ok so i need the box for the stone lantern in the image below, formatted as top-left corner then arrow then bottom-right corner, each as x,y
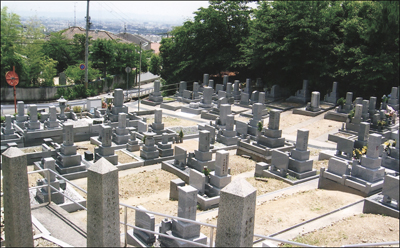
57,96 -> 68,120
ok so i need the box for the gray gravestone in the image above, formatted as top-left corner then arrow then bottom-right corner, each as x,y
201,87 -> 213,106
102,125 -> 112,147
271,149 -> 289,176
203,74 -> 209,86
134,205 -> 156,244
258,92 -> 265,104
219,104 -> 231,126
218,90 -> 227,99
199,130 -> 210,152
369,96 -> 377,115
215,150 -> 229,177
29,104 -> 38,122
177,187 -> 197,220
179,81 -> 187,96
245,78 -> 251,94
87,158 -> 120,247
174,146 -> 187,167
268,109 -> 281,130
215,84 -> 224,94
59,72 -> 66,85
353,104 -> 363,124
358,122 -> 370,142
209,79 -> 214,89
226,115 -> 234,131
327,157 -> 350,175
114,88 -> 124,107
18,101 -> 25,117
2,148 -> 34,247
240,92 -> 249,105
193,82 -> 200,98
63,123 -> 74,146
49,106 -> 57,121
223,75 -> 228,88
253,103 -> 263,120
215,178 -> 256,247
366,133 -> 381,159
189,169 -> 206,195
295,129 -> 309,151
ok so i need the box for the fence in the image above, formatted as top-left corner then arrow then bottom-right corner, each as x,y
1,168 -> 398,247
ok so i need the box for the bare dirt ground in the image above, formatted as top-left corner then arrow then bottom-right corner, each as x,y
285,213 -> 400,247
2,110 -> 398,247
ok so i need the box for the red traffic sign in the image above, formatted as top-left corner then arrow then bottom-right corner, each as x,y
79,64 -> 86,70
6,66 -> 19,86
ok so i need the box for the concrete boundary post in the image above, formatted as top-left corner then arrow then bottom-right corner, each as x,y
2,147 -> 34,247
87,157 -> 120,247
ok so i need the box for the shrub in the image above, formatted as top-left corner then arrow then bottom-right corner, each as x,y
73,106 -> 82,113
1,116 -> 5,123
257,121 -> 263,132
202,167 -> 210,176
337,97 -> 346,107
348,108 -> 355,119
179,130 -> 184,138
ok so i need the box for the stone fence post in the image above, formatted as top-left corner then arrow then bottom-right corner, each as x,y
2,147 -> 34,247
215,178 -> 257,247
87,158 -> 120,247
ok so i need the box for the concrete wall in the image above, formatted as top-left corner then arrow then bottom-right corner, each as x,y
0,74 -> 147,103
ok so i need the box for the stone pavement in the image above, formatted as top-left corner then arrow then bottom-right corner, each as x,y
31,203 -> 87,247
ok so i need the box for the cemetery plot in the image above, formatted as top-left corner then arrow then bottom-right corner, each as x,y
199,187 -> 364,239
287,119 -> 343,139
145,116 -> 199,127
267,101 -> 305,110
279,113 -> 313,130
115,150 -> 138,163
286,213 -> 399,247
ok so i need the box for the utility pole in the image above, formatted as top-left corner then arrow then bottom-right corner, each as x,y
138,41 -> 141,112
74,2 -> 76,27
84,0 -> 90,89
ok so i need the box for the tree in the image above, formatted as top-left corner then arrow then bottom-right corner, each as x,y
111,42 -> 139,75
21,15 -> 57,86
64,61 -> 101,85
72,34 -> 89,62
1,7 -> 25,87
149,53 -> 162,75
159,1 -> 252,89
334,1 -> 399,97
242,1 -> 342,92
42,31 -> 75,74
90,39 -> 116,78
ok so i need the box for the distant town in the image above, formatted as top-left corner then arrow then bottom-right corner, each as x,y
20,15 -> 176,42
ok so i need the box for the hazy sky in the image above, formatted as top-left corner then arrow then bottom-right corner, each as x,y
1,1 -> 213,24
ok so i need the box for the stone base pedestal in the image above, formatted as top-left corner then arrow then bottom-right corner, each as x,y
159,231 -> 207,247
112,133 -> 130,145
94,153 -> 118,165
216,134 -> 238,146
288,158 -> 313,173
257,135 -> 285,148
209,172 -> 231,189
187,157 -> 215,172
140,147 -> 159,159
127,143 -> 141,152
288,168 -> 317,179
351,164 -> 385,183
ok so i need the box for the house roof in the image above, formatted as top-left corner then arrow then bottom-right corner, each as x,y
58,26 -> 131,43
151,43 -> 161,54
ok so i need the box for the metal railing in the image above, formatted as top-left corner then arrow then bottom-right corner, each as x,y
18,168 -> 400,248
119,202 -> 215,247
27,168 -> 87,211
